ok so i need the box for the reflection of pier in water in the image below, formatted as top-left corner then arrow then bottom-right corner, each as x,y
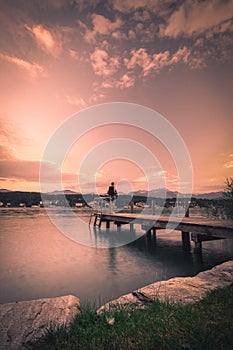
90,212 -> 233,251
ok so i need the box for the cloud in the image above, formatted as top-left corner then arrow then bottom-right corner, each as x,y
169,46 -> 190,65
0,120 -> 57,184
90,48 -> 120,76
0,117 -> 17,143
0,145 -> 13,160
224,154 -> 233,169
82,14 -> 122,43
65,92 -> 106,109
218,19 -> 233,33
65,95 -> 87,108
224,161 -> 233,168
0,52 -> 44,78
25,24 -> 62,56
128,29 -> 136,40
133,9 -> 151,21
125,46 -> 191,76
0,158 -> 41,182
69,49 -> 89,63
159,0 -> 233,38
112,0 -> 158,13
111,31 -> 127,40
116,74 -> 135,89
0,151 -> 78,185
99,73 -> 135,90
125,48 -> 152,75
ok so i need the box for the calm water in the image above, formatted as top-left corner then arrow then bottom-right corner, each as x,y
0,208 -> 233,306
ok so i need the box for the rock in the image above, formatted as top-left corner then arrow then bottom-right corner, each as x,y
98,261 -> 233,312
0,295 -> 80,350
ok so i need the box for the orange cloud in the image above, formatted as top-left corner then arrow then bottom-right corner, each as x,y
224,154 -> 233,169
116,74 -> 135,89
65,95 -> 87,108
82,14 -> 122,43
112,0 -> 158,13
25,24 -> 61,56
0,52 -> 44,78
125,46 -> 191,76
159,0 -> 233,38
98,73 -> 135,90
111,31 -> 127,40
69,49 -> 88,63
90,48 -> 120,76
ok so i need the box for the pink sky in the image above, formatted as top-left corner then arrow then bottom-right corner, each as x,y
0,0 -> 233,194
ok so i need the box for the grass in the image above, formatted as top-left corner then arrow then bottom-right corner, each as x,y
31,286 -> 233,350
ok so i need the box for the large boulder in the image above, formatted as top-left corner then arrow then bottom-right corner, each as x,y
98,260 -> 233,312
0,294 -> 80,350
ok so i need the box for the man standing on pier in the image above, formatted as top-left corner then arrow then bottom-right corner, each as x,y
107,182 -> 118,212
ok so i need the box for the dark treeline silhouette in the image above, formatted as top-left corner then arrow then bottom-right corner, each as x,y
0,190 -> 226,210
0,191 -> 89,207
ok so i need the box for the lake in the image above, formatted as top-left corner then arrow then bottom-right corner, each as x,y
0,208 -> 233,306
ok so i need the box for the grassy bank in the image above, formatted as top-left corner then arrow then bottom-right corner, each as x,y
32,286 -> 233,350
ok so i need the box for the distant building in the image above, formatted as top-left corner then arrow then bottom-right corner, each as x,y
75,202 -> 83,207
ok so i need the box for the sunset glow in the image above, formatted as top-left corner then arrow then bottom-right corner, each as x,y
0,0 -> 233,194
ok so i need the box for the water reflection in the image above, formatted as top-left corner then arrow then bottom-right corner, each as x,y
0,208 -> 232,306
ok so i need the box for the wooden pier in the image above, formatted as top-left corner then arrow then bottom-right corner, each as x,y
90,212 -> 233,250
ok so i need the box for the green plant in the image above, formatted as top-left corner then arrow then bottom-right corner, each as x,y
222,177 -> 233,219
31,286 -> 233,350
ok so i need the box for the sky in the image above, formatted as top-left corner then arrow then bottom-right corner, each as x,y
0,0 -> 233,194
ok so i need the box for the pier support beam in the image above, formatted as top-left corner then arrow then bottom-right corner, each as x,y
130,201 -> 134,213
191,233 -> 202,252
182,231 -> 190,244
116,222 -> 121,231
146,229 -> 152,239
182,231 -> 191,251
152,227 -> 156,237
106,221 -> 110,229
130,223 -> 134,231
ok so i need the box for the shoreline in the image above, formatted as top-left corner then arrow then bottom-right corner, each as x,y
0,260 -> 232,349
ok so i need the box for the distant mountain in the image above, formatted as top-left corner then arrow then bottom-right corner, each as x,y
193,191 -> 223,200
148,188 -> 179,198
0,188 -> 223,200
128,188 -> 223,199
48,190 -> 79,195
129,188 -> 179,198
130,190 -> 148,196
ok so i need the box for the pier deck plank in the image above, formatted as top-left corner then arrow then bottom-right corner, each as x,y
92,212 -> 233,238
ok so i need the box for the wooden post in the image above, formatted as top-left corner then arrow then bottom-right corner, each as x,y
152,227 -> 156,237
93,215 -> 98,226
152,200 -> 155,215
106,221 -> 110,229
116,222 -> 121,231
185,199 -> 190,217
182,231 -> 190,250
130,201 -> 134,213
191,233 -> 202,252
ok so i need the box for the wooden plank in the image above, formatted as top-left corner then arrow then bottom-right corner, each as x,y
97,212 -> 233,239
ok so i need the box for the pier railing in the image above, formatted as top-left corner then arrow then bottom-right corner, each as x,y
92,196 -> 114,213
